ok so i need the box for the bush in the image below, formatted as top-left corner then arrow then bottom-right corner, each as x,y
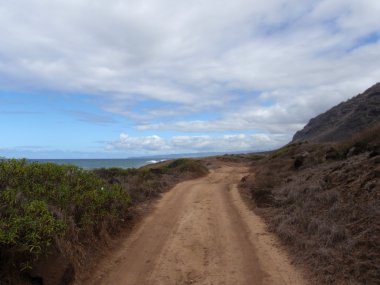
0,160 -> 131,272
94,158 -> 208,203
166,158 -> 207,174
250,188 -> 273,207
0,198 -> 65,270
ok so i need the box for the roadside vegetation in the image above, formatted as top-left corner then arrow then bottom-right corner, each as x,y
239,123 -> 380,284
94,158 -> 209,203
0,158 -> 208,284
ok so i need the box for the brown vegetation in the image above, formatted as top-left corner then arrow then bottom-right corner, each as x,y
239,126 -> 380,284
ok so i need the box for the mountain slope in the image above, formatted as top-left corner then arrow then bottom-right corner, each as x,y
238,82 -> 380,284
293,83 -> 380,143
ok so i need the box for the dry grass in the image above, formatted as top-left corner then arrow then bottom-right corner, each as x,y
94,159 -> 208,203
335,121 -> 380,157
240,132 -> 380,284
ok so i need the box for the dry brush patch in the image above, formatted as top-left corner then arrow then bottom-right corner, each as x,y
239,140 -> 380,284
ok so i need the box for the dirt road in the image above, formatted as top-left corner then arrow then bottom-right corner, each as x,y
82,164 -> 306,285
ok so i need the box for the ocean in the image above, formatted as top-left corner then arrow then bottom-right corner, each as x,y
29,158 -> 167,170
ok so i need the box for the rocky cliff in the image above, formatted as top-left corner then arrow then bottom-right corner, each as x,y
293,83 -> 380,143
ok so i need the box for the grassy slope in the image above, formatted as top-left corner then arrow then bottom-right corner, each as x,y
0,158 -> 208,284
239,124 -> 380,284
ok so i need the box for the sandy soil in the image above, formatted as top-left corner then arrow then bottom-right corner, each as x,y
80,164 -> 306,285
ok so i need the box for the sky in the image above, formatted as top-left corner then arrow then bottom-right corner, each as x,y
0,0 -> 379,158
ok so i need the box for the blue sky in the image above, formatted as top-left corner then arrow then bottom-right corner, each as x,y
0,0 -> 379,158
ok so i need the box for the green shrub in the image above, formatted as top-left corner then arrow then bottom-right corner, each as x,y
167,158 -> 189,168
0,160 -> 131,272
167,158 -> 207,174
0,196 -> 65,270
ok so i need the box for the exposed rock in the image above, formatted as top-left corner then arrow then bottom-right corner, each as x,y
293,83 -> 380,143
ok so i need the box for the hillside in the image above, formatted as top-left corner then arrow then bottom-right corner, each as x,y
240,133 -> 380,284
239,83 -> 380,284
293,83 -> 380,143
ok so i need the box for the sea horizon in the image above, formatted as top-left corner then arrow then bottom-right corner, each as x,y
26,152 -> 228,169
28,158 -> 169,169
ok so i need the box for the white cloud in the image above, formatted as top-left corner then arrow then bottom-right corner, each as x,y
0,0 -> 379,141
108,133 -> 169,152
107,132 -> 288,154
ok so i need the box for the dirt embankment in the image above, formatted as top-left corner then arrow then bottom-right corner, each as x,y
80,163 -> 306,285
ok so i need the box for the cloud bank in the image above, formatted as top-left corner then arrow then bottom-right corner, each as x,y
107,133 -> 286,154
1,0 -> 379,155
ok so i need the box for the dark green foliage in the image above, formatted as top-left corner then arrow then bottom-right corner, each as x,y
0,160 -> 130,272
167,158 -> 189,168
166,158 -> 208,175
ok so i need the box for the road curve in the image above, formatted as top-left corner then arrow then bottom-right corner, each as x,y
81,164 -> 306,285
